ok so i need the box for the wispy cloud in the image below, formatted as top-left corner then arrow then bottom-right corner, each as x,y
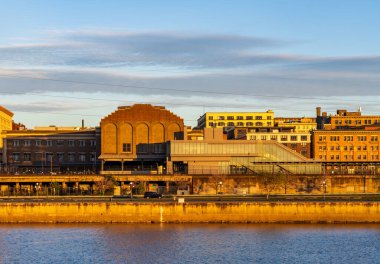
0,30 -> 379,100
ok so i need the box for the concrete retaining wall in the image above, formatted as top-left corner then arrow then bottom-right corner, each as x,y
0,202 -> 379,223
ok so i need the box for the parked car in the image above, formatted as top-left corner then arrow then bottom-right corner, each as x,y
144,192 -> 162,199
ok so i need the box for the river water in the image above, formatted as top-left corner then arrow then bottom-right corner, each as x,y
0,224 -> 379,264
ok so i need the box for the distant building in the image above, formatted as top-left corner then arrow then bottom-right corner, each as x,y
167,128 -> 320,175
196,110 -> 274,130
2,127 -> 100,174
0,106 -> 13,149
312,130 -> 380,162
275,117 -> 317,133
99,104 -> 184,173
316,107 -> 380,130
246,130 -> 311,158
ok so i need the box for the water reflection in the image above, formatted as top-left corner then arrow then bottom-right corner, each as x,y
0,224 -> 379,263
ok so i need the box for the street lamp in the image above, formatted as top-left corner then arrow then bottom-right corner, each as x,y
129,182 -> 134,199
218,181 -> 223,195
321,180 -> 327,201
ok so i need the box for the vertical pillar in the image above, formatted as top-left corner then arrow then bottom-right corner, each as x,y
62,182 -> 67,189
121,160 -> 124,171
101,160 -> 104,171
15,182 -> 20,193
166,181 -> 170,194
145,181 -> 149,192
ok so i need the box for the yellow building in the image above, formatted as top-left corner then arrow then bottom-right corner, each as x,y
197,110 -> 274,129
0,106 -> 14,149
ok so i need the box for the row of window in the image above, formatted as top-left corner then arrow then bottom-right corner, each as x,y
209,115 -> 272,121
334,119 -> 380,125
319,154 -> 379,160
318,136 -> 379,142
121,143 -> 166,153
209,122 -> 272,127
11,139 -> 96,147
11,152 -> 96,162
249,135 -> 309,141
318,145 -> 379,151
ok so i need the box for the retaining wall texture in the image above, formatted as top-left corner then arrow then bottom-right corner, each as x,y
0,202 -> 379,223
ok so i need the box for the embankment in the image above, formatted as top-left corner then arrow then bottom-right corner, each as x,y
0,202 -> 379,223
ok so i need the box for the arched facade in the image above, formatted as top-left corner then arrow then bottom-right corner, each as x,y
99,104 -> 184,172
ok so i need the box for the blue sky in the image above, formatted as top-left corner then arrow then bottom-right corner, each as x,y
1,0 -> 380,127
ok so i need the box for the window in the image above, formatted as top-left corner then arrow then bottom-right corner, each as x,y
24,140 -> 31,147
79,140 -> 85,147
255,116 -> 262,120
290,136 -> 297,141
68,153 -> 75,162
122,143 -> 132,153
267,116 -> 272,120
12,153 -> 20,162
46,153 -> 53,162
301,136 -> 308,141
256,122 -> 263,126
13,140 -> 20,147
68,140 -> 75,147
291,143 -> 297,148
23,153 -> 31,161
246,116 -> 253,120
270,135 -> 277,141
330,146 -> 334,151
90,152 -> 96,162
57,153 -> 64,162
208,116 -> 213,120
47,140 -> 53,147
227,122 -> 234,126
336,155 -> 340,160
35,140 -> 42,146
344,146 -> 348,151
79,153 -> 86,162
246,122 -> 253,126
280,135 -> 288,141
217,122 -> 225,126
56,140 -> 64,146
261,135 -> 267,140
267,122 -> 272,126
227,116 -> 234,120
237,122 -> 244,126
208,122 -> 214,127
336,146 -> 340,150
90,140 -> 96,147
218,116 -> 225,120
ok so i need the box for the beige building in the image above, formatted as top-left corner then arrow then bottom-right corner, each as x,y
275,117 -> 317,133
0,106 -> 13,149
197,110 -> 274,129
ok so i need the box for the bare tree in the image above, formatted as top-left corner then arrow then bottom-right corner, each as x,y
257,173 -> 285,200
208,174 -> 227,194
95,175 -> 118,195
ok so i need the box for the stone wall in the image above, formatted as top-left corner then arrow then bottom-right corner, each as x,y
0,202 -> 379,223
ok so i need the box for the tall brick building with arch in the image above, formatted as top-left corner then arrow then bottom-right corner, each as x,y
99,104 -> 184,172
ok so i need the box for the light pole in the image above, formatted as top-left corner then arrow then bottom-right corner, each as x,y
218,181 -> 223,194
130,182 -> 134,199
321,180 -> 327,201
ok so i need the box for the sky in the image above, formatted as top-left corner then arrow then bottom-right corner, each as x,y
1,0 -> 380,128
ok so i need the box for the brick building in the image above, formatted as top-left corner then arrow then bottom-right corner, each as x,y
2,127 -> 100,174
99,104 -> 184,173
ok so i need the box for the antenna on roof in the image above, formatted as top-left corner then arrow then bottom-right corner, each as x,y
358,106 -> 362,113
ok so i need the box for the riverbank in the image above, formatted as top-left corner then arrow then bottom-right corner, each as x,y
0,201 -> 379,223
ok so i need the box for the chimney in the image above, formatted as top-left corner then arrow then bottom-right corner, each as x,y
322,112 -> 327,117
316,107 -> 321,117
81,119 -> 84,129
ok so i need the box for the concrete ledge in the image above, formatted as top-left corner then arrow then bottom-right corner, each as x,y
0,202 -> 379,223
